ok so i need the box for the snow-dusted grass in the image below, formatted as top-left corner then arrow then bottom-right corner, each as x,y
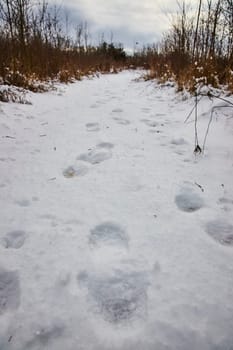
0,71 -> 233,349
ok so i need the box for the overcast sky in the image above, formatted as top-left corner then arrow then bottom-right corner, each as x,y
52,0 -> 198,51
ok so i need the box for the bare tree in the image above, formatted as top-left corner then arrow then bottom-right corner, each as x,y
193,0 -> 202,58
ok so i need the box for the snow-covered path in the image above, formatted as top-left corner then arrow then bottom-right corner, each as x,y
1,71 -> 233,350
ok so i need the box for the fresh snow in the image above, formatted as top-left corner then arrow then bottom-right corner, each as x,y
0,70 -> 233,350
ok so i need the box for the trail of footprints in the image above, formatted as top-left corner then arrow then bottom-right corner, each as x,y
85,105 -> 166,137
1,88 -> 233,347
0,231 -> 26,315
62,106 -> 160,323
78,222 -> 150,324
0,189 -> 231,339
63,142 -> 114,178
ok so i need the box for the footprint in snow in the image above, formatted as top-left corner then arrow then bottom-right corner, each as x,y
0,157 -> 16,162
155,113 -> 166,117
140,119 -> 158,127
15,199 -> 31,207
77,149 -> 112,165
218,197 -> 233,211
90,104 -> 99,109
174,150 -> 185,156
205,220 -> 233,246
148,129 -> 162,134
89,222 -> 129,248
175,186 -> 204,212
96,142 -> 114,150
39,214 -> 57,220
218,197 -> 233,205
26,321 -> 65,347
86,123 -> 100,132
0,268 -> 20,314
112,108 -> 123,113
63,164 -> 88,178
113,117 -> 130,125
171,138 -> 188,146
1,230 -> 26,249
77,268 -> 149,323
56,271 -> 71,287
96,99 -> 106,105
141,107 -> 151,114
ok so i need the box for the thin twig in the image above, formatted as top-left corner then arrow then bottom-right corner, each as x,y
202,108 -> 214,153
194,91 -> 199,149
185,91 -> 233,153
199,92 -> 233,106
195,182 -> 204,192
215,96 -> 233,106
2,135 -> 16,139
202,105 -> 233,152
184,95 -> 203,123
8,336 -> 13,343
48,177 -> 56,181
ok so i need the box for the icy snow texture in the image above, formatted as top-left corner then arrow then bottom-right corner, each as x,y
1,71 -> 233,350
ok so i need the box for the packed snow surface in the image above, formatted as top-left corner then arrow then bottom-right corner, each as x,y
1,71 -> 233,350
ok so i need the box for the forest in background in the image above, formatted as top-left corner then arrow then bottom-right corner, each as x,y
139,0 -> 233,93
0,0 -> 127,92
0,0 -> 232,95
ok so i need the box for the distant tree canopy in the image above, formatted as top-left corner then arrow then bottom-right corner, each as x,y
98,42 -> 126,61
0,0 -> 232,93
132,0 -> 233,92
0,0 -> 127,87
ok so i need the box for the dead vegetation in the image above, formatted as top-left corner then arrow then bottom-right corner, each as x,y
0,0 -> 232,98
0,0 -> 127,94
134,0 -> 233,94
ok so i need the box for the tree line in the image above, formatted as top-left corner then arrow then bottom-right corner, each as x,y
137,0 -> 233,92
0,0 -> 126,89
0,0 -> 232,93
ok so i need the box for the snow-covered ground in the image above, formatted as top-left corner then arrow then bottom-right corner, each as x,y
1,70 -> 233,350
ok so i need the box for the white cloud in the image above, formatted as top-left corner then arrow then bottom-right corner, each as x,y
54,0 -> 198,48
